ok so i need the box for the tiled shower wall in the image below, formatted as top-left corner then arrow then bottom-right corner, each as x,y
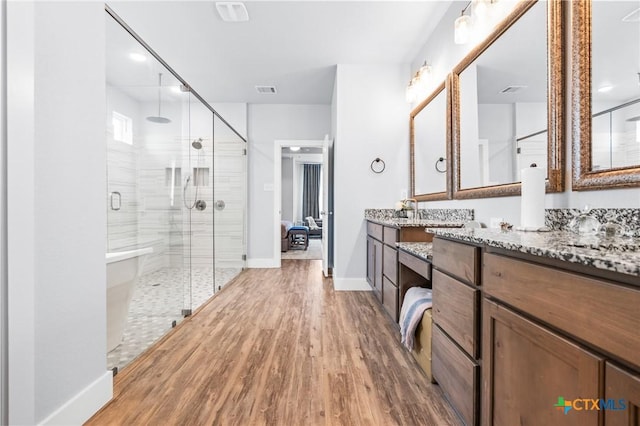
107,85 -> 245,279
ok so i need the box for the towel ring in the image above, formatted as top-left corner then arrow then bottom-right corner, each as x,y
435,157 -> 446,173
371,157 -> 386,174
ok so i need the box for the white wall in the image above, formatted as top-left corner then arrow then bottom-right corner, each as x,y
410,1 -> 640,226
247,104 -> 331,263
7,2 -> 111,424
333,64 -> 410,289
0,0 -> 7,422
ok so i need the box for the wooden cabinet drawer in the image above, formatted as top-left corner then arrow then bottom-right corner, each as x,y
399,250 -> 431,280
433,238 -> 480,285
383,226 -> 398,245
432,325 -> 478,426
383,244 -> 398,284
483,252 -> 640,369
433,269 -> 479,358
382,276 -> 398,322
367,221 -> 383,241
605,362 -> 640,425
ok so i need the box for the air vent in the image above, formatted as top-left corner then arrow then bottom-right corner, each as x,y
622,7 -> 640,22
499,85 -> 527,94
215,2 -> 249,22
256,86 -> 277,94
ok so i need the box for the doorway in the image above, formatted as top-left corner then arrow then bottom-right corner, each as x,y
273,138 -> 333,276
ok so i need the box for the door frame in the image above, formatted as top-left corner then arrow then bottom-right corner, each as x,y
273,139 -> 325,268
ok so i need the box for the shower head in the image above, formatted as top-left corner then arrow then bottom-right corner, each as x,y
192,138 -> 203,150
146,116 -> 171,124
146,73 -> 171,124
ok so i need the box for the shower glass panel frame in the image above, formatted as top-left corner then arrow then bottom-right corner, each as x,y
105,8 -> 246,371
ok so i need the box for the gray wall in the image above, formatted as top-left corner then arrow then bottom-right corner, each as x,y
247,104 -> 331,263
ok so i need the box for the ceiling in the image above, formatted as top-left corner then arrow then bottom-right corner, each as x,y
106,1 -> 452,105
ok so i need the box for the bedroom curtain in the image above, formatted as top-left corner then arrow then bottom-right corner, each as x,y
302,164 -> 321,219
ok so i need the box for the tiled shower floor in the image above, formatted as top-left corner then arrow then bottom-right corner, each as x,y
107,267 -> 242,372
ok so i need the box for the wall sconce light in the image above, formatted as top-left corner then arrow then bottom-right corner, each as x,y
454,2 -> 472,44
405,60 -> 432,103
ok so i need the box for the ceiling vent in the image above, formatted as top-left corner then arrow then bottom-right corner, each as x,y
622,8 -> 640,22
215,2 -> 249,22
256,86 -> 277,94
499,85 -> 527,94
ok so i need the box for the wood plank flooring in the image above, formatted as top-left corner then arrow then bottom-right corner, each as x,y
87,260 -> 460,425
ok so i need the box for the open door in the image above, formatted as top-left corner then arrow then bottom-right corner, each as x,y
321,135 -> 333,277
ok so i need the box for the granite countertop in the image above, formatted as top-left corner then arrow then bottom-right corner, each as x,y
367,218 -> 465,228
427,228 -> 640,278
396,242 -> 433,261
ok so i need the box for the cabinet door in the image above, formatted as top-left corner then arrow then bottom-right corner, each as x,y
482,299 -> 603,426
366,236 -> 375,286
605,363 -> 640,426
374,239 -> 383,302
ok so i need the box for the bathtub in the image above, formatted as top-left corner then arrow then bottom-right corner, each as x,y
106,247 -> 153,352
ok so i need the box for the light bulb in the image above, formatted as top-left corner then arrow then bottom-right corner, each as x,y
405,82 -> 416,103
454,14 -> 472,45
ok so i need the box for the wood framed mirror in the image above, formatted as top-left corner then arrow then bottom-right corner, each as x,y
572,1 -> 640,190
451,0 -> 564,199
410,77 -> 452,201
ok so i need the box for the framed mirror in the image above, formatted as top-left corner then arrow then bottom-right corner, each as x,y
572,1 -> 640,190
452,0 -> 564,199
410,78 -> 451,201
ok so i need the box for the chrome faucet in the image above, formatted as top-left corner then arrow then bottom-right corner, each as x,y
404,198 -> 418,219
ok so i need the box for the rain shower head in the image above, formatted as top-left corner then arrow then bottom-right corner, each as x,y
146,73 -> 171,124
147,116 -> 171,124
192,138 -> 203,150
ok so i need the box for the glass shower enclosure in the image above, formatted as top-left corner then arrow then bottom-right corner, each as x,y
105,11 -> 246,371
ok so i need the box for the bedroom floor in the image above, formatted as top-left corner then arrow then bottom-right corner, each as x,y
281,237 -> 323,260
88,260 -> 460,425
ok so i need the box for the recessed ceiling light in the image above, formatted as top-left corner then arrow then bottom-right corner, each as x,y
129,53 -> 147,62
289,147 -> 300,152
216,2 -> 249,22
598,85 -> 614,93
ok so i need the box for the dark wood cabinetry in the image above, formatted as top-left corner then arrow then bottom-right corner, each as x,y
366,220 -> 432,321
482,250 -> 640,426
482,299 -> 603,426
605,363 -> 640,425
431,237 -> 481,425
366,235 -> 383,302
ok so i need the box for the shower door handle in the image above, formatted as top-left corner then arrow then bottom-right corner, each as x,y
110,192 -> 121,211
215,200 -> 226,211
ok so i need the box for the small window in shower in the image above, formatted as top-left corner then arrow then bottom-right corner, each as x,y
112,111 -> 133,145
193,168 -> 209,186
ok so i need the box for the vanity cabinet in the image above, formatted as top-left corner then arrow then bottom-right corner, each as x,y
366,220 -> 432,321
366,235 -> 382,302
482,250 -> 640,426
605,363 -> 640,425
431,237 -> 481,426
482,299 -> 603,425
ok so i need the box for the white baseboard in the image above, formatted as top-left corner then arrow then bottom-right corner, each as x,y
333,278 -> 371,291
247,258 -> 279,268
39,370 -> 112,426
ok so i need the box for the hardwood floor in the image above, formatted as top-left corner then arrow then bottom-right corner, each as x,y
87,260 -> 460,425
